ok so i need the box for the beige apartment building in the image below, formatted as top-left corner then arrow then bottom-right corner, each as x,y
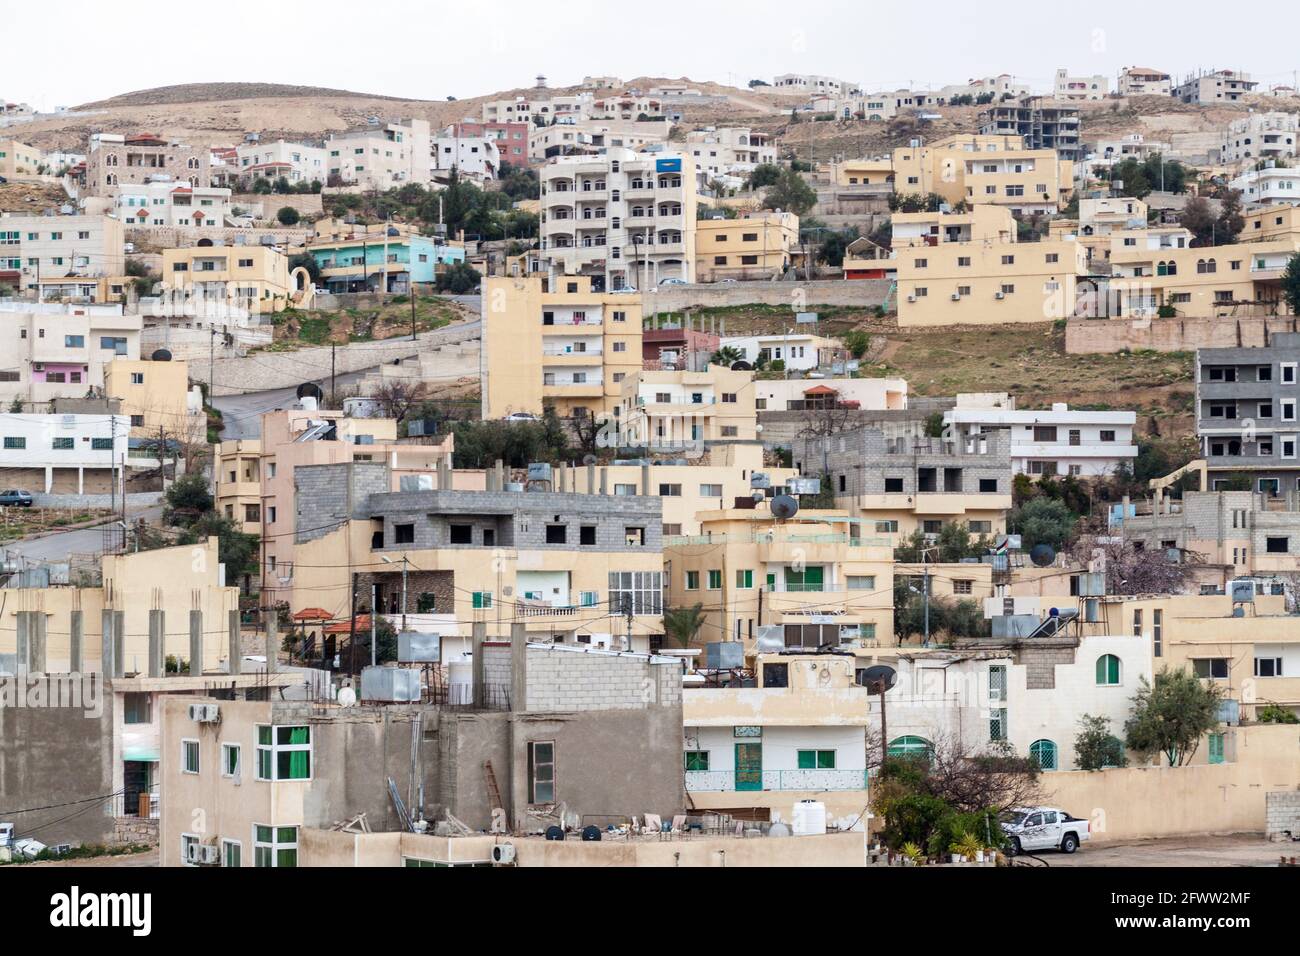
893,134 -> 1074,215
896,232 -> 1087,327
0,213 -> 126,297
215,439 -> 263,536
1048,196 -> 1149,266
538,147 -> 697,288
0,302 -> 141,406
832,157 -> 895,188
666,507 -> 895,649
162,244 -> 293,314
618,365 -> 758,450
528,119 -> 673,162
83,133 -> 210,195
1117,66 -> 1172,97
684,127 -> 777,180
0,138 -> 42,179
323,119 -> 431,190
890,205 -> 1017,248
695,212 -> 798,282
480,273 -> 643,421
103,355 -> 205,445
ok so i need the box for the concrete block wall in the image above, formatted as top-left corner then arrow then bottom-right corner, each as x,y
482,645 -> 513,693
1266,791 -> 1300,838
794,426 -> 1011,497
523,645 -> 680,713
1014,643 -> 1079,690
295,461 -> 391,543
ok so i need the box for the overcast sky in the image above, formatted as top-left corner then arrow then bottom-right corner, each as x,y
6,0 -> 1300,110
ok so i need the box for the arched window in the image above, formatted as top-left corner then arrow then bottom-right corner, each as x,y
1197,259 -> 1207,274
1096,654 -> 1122,686
1206,258 -> 1216,273
888,736 -> 933,758
1167,261 -> 1176,275
1157,261 -> 1169,276
1030,739 -> 1058,771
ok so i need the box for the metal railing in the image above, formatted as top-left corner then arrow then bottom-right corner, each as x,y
684,770 -> 868,793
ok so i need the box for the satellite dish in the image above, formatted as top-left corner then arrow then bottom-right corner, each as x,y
1030,544 -> 1056,568
296,382 -> 324,401
731,361 -> 753,371
768,822 -> 792,838
863,664 -> 897,693
544,825 -> 565,841
150,348 -> 172,362
770,495 -> 800,521
336,687 -> 356,707
582,454 -> 597,465
580,825 -> 602,842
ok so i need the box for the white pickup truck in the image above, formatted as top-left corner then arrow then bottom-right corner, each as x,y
1001,807 -> 1090,855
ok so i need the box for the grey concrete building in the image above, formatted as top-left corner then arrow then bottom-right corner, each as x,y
1197,333 -> 1300,495
793,428 -> 1012,499
978,97 -> 1082,160
1122,490 -> 1300,577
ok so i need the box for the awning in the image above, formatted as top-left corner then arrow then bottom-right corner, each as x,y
293,607 -> 333,622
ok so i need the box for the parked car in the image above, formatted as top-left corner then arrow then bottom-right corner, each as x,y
504,412 -> 538,422
0,490 -> 34,508
610,286 -> 639,295
0,176 -> 8,185
658,277 -> 688,287
1001,806 -> 1090,855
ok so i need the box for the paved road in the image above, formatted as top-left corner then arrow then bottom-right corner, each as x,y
213,315 -> 481,440
2,505 -> 163,564
1038,834 -> 1289,867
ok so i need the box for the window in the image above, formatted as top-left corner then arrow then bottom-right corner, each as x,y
685,570 -> 700,590
51,437 -> 74,451
1132,608 -> 1143,638
953,580 -> 973,595
64,334 -> 85,348
699,483 -> 723,498
658,483 -> 682,497
1029,739 -> 1058,771
579,525 -> 597,546
222,840 -> 241,868
394,523 -> 415,545
3,437 -> 26,450
130,372 -> 144,385
182,739 -> 200,775
797,750 -> 836,769
181,833 -> 199,866
707,570 -> 723,590
528,741 -> 555,803
1096,654 -> 1121,686
253,825 -> 298,868
449,524 -> 473,545
91,438 -> 113,450
1100,430 -> 1116,442
1153,609 -> 1163,658
735,569 -> 753,589
846,575 -> 876,591
887,736 -> 933,758
472,591 -> 493,610
123,692 -> 151,724
131,415 -> 144,427
608,571 -> 662,615
1193,658 -> 1230,680
1255,656 -> 1284,678
979,478 -> 999,493
222,743 -> 241,779
256,725 -> 311,781
1208,733 -> 1225,765
1266,536 -> 1289,554
545,524 -> 567,544
685,751 -> 710,771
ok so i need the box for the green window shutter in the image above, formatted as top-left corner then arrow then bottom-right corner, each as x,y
1208,734 -> 1225,764
797,750 -> 816,769
818,751 -> 836,769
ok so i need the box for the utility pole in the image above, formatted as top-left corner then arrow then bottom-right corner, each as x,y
921,546 -> 935,647
370,583 -> 378,668
330,342 -> 337,405
348,571 -> 358,676
209,328 -> 216,401
401,556 -> 409,633
410,284 -> 417,341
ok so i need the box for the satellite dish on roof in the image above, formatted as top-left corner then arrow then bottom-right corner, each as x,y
1030,544 -> 1056,568
731,361 -> 753,371
150,348 -> 172,362
387,226 -> 400,237
296,382 -> 324,401
770,495 -> 799,521
863,664 -> 897,693
197,237 -> 213,247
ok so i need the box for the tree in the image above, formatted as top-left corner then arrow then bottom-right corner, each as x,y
435,262 -> 481,294
1074,714 -> 1128,771
663,604 -> 707,647
1069,534 -> 1194,596
289,252 -> 321,285
163,473 -> 213,525
1215,188 -> 1244,244
1283,253 -> 1300,318
1125,669 -> 1223,767
1180,196 -> 1218,247
842,329 -> 871,359
176,514 -> 260,587
762,167 -> 817,217
1009,497 -> 1077,551
709,345 -> 744,367
276,206 -> 301,226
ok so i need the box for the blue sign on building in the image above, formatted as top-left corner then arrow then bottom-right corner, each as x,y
655,158 -> 682,174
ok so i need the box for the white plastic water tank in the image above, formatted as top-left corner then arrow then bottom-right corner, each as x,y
791,800 -> 827,836
448,661 -> 473,705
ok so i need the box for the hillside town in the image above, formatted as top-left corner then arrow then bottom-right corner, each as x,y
2,11 -> 1300,888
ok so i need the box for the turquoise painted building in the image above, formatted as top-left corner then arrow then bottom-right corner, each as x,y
308,234 -> 466,293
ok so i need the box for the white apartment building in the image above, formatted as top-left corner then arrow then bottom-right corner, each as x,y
112,181 -> 234,230
528,119 -> 672,161
1221,112 -> 1299,166
0,214 -> 125,295
0,412 -> 128,494
877,632 -> 1153,772
481,94 -> 593,126
1079,134 -> 1173,182
0,302 -> 142,406
233,140 -> 329,186
433,133 -> 500,180
771,75 -> 861,97
753,377 -> 908,413
1230,165 -> 1300,206
944,396 -> 1138,478
685,127 -> 777,180
1117,66 -> 1172,97
539,148 -> 696,289
719,332 -> 845,373
937,74 -> 1031,102
324,119 -> 431,190
1174,70 -> 1257,104
1054,69 -> 1109,101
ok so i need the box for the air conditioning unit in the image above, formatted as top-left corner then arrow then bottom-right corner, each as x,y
994,291 -> 1005,300
950,293 -> 961,301
199,844 -> 220,865
492,843 -> 517,865
186,842 -> 203,864
189,704 -> 220,723
906,295 -> 917,303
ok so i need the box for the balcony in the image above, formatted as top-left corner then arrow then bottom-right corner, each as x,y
855,492 -> 1014,515
542,344 -> 603,357
685,769 -> 868,793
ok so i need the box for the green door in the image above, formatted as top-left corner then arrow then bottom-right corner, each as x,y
1208,733 -> 1225,765
735,743 -> 763,791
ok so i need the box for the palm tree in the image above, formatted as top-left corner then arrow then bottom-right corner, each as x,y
710,346 -> 744,368
663,604 -> 708,648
